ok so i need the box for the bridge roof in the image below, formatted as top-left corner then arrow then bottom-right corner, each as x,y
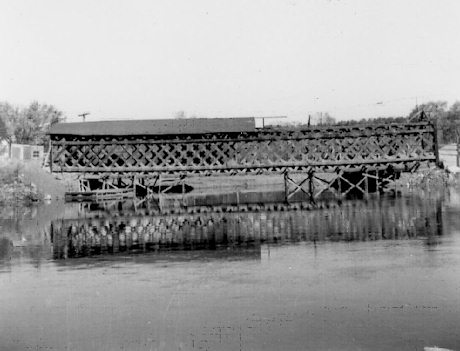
50,118 -> 256,136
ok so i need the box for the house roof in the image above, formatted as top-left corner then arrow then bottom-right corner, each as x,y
49,118 -> 256,136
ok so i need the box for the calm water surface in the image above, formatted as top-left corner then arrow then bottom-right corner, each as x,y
1,190 -> 460,351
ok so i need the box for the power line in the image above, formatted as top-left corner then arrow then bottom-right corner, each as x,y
78,112 -> 90,122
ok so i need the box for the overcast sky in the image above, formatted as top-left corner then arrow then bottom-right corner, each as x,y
1,0 -> 460,123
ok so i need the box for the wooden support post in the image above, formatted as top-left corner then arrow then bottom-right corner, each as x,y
132,175 -> 137,197
181,174 -> 186,207
375,170 -> 380,197
284,172 -> 289,203
457,141 -> 460,168
364,170 -> 369,198
436,199 -> 443,237
158,173 -> 162,197
308,170 -> 315,204
337,170 -> 342,197
456,129 -> 460,167
387,170 -> 398,195
48,139 -> 53,172
432,119 -> 441,167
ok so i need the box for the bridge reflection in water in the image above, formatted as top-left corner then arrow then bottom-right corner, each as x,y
51,194 -> 442,259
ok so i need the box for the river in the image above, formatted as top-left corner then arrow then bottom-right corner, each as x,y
1,189 -> 460,350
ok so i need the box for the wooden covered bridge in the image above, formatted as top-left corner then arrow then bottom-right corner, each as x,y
49,117 -> 439,201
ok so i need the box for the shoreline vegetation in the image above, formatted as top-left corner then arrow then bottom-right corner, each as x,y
0,159 -> 65,206
0,160 -> 42,205
401,167 -> 455,190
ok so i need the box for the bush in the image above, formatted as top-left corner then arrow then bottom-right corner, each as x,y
0,160 -> 42,204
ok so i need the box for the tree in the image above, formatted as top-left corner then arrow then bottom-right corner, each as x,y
322,112 -> 336,125
0,102 -> 19,139
446,101 -> 460,143
407,101 -> 460,144
449,101 -> 460,114
0,101 -> 64,145
0,116 -> 7,141
408,101 -> 447,121
173,110 -> 186,119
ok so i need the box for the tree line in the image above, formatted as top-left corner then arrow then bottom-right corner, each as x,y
337,101 -> 460,144
276,101 -> 460,145
1,100 -> 459,147
407,101 -> 460,145
0,101 -> 65,146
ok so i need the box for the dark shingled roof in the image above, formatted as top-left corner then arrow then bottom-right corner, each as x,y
50,118 -> 255,136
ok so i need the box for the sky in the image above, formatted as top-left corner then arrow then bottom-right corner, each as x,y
1,0 -> 460,123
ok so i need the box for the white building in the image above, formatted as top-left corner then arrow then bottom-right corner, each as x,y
9,143 -> 44,161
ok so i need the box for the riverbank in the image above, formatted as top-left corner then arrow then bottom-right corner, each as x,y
0,160 -> 40,204
0,159 -> 65,205
402,167 -> 456,191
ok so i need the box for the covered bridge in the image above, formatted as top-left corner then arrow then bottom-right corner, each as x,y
49,117 -> 438,199
49,117 -> 257,172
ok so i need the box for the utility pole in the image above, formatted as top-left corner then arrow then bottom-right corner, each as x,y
78,112 -> 90,122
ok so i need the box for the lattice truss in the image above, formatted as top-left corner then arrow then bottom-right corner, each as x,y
284,166 -> 401,202
50,122 -> 437,175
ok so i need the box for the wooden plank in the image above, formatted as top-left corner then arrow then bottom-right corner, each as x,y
432,119 -> 441,166
52,156 -> 436,173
